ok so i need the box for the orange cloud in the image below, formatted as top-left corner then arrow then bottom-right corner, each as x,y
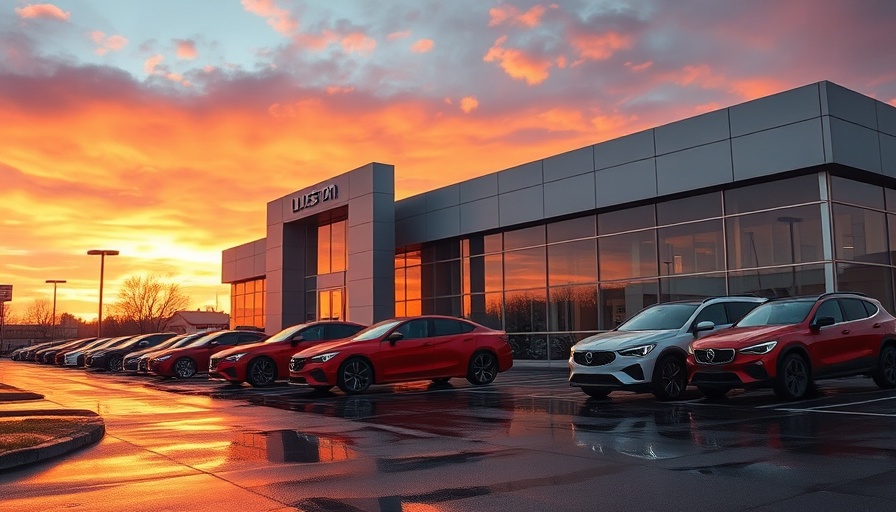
341,32 -> 376,54
411,39 -> 434,53
144,54 -> 163,74
459,96 -> 479,113
175,40 -> 198,60
484,36 -> 552,85
569,31 -> 632,61
15,3 -> 70,21
387,31 -> 411,41
326,86 -> 354,95
90,31 -> 128,56
241,0 -> 297,36
489,3 -> 555,27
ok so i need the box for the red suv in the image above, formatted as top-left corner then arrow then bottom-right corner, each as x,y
210,321 -> 365,387
688,293 -> 896,400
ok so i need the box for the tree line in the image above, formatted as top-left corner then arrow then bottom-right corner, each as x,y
2,274 -> 192,339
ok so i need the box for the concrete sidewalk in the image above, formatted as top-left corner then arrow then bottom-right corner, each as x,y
0,383 -> 105,472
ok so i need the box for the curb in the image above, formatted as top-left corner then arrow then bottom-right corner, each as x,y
0,411 -> 106,472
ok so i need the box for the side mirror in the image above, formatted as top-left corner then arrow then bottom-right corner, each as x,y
290,335 -> 305,346
810,316 -> 836,332
693,321 -> 715,335
138,341 -> 148,347
386,332 -> 403,345
209,340 -> 219,347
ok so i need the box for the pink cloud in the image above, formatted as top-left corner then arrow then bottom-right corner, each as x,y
241,0 -> 298,36
411,39 -> 434,53
90,31 -> 128,56
388,31 -> 411,41
175,40 -> 198,60
569,32 -> 632,61
459,96 -> 479,113
484,36 -> 552,85
144,54 -> 163,74
15,3 -> 70,21
489,3 -> 556,27
488,5 -> 517,27
625,61 -> 653,72
326,86 -> 354,95
341,32 -> 376,54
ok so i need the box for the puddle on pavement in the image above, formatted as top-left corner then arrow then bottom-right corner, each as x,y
230,430 -> 355,463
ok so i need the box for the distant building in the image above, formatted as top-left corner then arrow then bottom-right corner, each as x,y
0,324 -> 78,353
165,310 -> 230,334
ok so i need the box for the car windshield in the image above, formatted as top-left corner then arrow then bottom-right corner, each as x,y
736,300 -> 815,327
265,325 -> 304,343
352,320 -> 403,341
618,304 -> 699,331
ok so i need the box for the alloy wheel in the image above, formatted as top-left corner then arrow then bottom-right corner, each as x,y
339,359 -> 372,394
174,358 -> 196,379
468,352 -> 497,385
249,358 -> 276,387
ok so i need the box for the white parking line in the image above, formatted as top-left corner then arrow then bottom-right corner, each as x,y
801,395 -> 896,410
775,408 -> 896,418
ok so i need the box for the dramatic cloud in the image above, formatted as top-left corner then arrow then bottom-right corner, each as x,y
15,3 -> 70,21
410,39 -> 434,53
569,32 -> 632,62
241,0 -> 298,36
489,3 -> 555,27
484,36 -> 552,85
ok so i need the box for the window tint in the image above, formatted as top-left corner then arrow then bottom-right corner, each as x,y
863,300 -> 879,317
215,333 -> 239,346
299,325 -> 325,341
396,319 -> 429,339
840,298 -> 871,321
814,300 -> 844,324
433,319 -> 475,336
237,333 -> 263,344
726,302 -> 761,323
694,303 -> 728,326
327,324 -> 363,339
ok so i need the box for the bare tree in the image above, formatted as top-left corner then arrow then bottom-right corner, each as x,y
23,299 -> 54,339
0,302 -> 13,325
111,274 -> 190,333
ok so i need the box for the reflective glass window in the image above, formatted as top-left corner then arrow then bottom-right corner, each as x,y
433,297 -> 461,317
726,205 -> 823,269
504,288 -> 547,333
317,223 -> 332,274
548,285 -> 598,331
656,192 -> 722,226
504,225 -> 545,250
724,175 -> 819,215
833,204 -> 888,264
396,319 -> 429,339
659,273 -> 727,302
840,298 -> 871,321
484,254 -> 503,292
433,260 -> 461,296
837,263 -> 895,313
728,264 -> 826,298
830,176 -> 885,209
600,280 -> 659,330
598,230 -> 657,280
598,205 -> 655,235
462,292 -> 503,330
694,303 -> 728,326
484,233 -> 502,254
548,239 -> 597,286
405,266 -> 421,300
504,247 -> 546,290
433,319 -> 475,336
395,268 -> 406,301
331,220 -> 346,272
814,300 -> 844,324
547,216 -> 596,243
887,189 -> 896,212
658,220 -> 724,275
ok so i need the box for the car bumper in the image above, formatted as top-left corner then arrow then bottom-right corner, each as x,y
568,353 -> 657,390
687,354 -> 773,388
209,361 -> 243,382
148,360 -> 175,376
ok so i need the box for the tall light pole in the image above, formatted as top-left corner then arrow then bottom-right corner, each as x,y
45,279 -> 66,340
87,250 -> 119,338
777,217 -> 803,296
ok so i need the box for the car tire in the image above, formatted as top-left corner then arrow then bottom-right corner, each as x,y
337,358 -> 373,394
466,351 -> 498,385
697,386 -> 730,399
174,357 -> 197,379
108,355 -> 124,372
582,387 -> 611,399
774,353 -> 811,400
247,357 -> 276,387
652,355 -> 687,401
872,344 -> 896,389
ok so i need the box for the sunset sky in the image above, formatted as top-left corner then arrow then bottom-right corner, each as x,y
1,0 -> 895,323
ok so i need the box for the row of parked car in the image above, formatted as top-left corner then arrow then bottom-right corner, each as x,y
568,292 -> 896,401
7,315 -> 517,394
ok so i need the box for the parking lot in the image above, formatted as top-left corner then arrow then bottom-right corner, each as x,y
3,360 -> 896,511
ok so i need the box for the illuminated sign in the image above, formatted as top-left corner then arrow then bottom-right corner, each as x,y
292,184 -> 338,213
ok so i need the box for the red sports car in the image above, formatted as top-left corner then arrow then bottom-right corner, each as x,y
210,321 -> 365,387
688,292 -> 896,400
148,330 -> 267,378
288,315 -> 513,394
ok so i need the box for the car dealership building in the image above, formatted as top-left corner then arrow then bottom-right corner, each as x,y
222,81 -> 896,363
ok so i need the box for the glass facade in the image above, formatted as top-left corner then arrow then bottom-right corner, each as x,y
230,278 -> 265,329
304,208 -> 348,321
395,172 -> 896,361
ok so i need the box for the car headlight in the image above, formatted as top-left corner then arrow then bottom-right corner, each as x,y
154,355 -> 172,362
617,344 -> 656,357
310,352 -> 339,363
740,341 -> 777,355
223,352 -> 247,362
687,344 -> 694,355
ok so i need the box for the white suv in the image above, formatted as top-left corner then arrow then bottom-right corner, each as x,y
569,296 -> 765,400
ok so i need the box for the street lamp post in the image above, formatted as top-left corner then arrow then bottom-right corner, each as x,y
87,250 -> 119,338
45,279 -> 66,340
777,217 -> 803,296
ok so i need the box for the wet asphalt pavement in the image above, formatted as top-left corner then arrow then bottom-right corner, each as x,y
2,359 -> 896,511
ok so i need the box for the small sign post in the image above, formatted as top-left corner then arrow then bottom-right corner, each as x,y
0,284 -> 11,355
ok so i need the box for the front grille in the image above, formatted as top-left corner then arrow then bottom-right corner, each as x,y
138,359 -> 148,371
573,351 -> 616,366
289,357 -> 306,372
694,348 -> 735,365
209,358 -> 220,372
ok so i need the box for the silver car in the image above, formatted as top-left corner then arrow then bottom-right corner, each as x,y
569,296 -> 765,400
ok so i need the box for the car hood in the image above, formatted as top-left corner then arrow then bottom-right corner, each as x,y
215,340 -> 278,358
573,330 -> 680,351
692,325 -> 795,349
294,338 -> 362,357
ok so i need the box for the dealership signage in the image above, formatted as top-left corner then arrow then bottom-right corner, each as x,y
292,184 -> 338,213
0,284 -> 11,302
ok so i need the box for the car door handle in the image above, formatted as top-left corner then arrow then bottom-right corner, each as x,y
841,329 -> 850,335
873,323 -> 882,329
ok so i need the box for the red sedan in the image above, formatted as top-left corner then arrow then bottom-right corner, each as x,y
288,315 -> 513,394
210,321 -> 365,387
148,330 -> 266,378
